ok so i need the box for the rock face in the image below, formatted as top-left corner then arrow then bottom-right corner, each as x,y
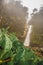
29,7 -> 43,47
0,0 -> 28,41
32,47 -> 43,58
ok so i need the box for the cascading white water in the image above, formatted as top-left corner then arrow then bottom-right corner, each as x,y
24,25 -> 32,46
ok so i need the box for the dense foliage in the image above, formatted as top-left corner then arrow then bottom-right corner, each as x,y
29,7 -> 43,47
0,28 -> 43,65
0,0 -> 28,41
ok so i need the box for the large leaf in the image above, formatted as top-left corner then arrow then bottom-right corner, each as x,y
5,34 -> 12,52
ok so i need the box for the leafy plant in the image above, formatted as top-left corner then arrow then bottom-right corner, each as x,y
0,28 -> 43,65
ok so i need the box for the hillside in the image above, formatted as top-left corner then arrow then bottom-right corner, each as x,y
0,0 -> 28,41
29,7 -> 43,47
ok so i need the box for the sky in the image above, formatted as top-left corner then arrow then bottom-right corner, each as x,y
21,0 -> 43,20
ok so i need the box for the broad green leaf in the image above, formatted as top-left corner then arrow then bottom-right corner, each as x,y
4,34 -> 12,52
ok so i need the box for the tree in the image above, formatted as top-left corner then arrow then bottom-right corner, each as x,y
29,7 -> 43,47
33,8 -> 38,13
0,0 -> 28,41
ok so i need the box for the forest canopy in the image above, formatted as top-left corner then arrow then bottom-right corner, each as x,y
29,6 -> 43,47
0,0 -> 28,41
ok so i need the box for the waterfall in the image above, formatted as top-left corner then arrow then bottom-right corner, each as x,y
24,25 -> 32,47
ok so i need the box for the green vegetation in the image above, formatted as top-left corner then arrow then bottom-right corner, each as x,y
29,7 -> 43,47
0,28 -> 43,65
0,0 -> 43,65
0,0 -> 28,41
